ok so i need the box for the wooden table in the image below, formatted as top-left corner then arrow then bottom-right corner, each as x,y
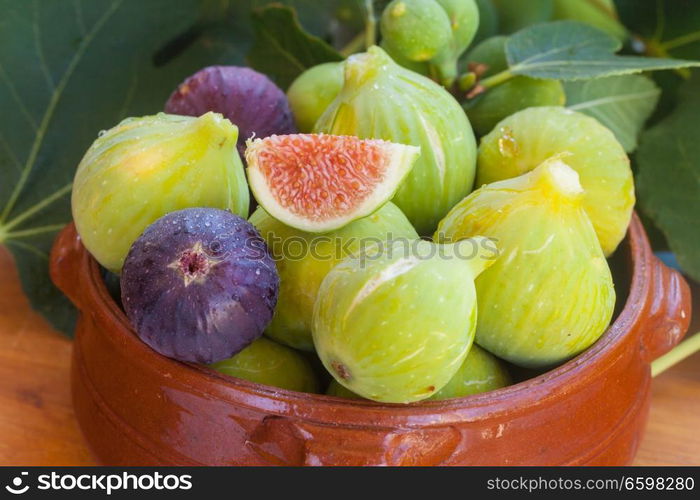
0,247 -> 698,466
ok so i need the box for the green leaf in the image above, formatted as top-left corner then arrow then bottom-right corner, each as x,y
0,0 -> 252,334
636,72 -> 700,281
506,21 -> 700,80
564,75 -> 660,152
247,4 -> 344,89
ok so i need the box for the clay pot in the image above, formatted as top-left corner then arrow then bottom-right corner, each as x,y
50,214 -> 691,465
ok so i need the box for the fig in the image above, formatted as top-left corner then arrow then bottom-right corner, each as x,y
552,0 -> 627,41
249,202 -> 418,351
462,35 -> 507,77
72,112 -> 249,273
245,133 -> 419,233
326,344 -> 511,400
210,337 -> 319,393
164,66 -> 297,157
315,46 -> 477,236
465,78 -> 566,136
120,208 -> 279,364
380,0 -> 480,86
287,62 -> 344,133
436,160 -> 616,368
312,237 -> 497,403
477,106 -> 634,255
380,0 -> 453,62
491,0 -> 553,33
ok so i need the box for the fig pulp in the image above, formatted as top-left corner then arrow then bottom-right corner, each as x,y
210,338 -> 319,393
477,106 -> 634,255
245,134 -> 419,233
436,160 -> 616,368
249,202 -> 418,351
315,46 -> 477,236
72,112 -> 249,273
165,66 -> 297,157
121,208 -> 279,364
313,237 -> 497,403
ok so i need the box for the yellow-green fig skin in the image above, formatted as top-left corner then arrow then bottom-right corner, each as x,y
210,337 -> 319,393
287,62 -> 344,133
430,343 -> 511,399
312,237 -> 496,404
314,46 -> 478,236
436,160 -> 616,369
72,112 -> 249,273
476,106 -> 634,256
465,77 -> 566,136
249,202 -> 419,351
326,344 -> 511,400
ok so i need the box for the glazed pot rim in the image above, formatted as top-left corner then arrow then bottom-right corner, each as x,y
84,215 -> 649,423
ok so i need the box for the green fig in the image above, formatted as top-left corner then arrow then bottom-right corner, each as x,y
72,112 -> 249,273
326,343 -> 511,400
314,46 -> 477,236
462,35 -> 508,77
287,62 -> 344,133
249,202 -> 418,351
210,338 -> 319,393
380,0 -> 480,86
313,237 -> 497,403
436,160 -> 616,368
465,78 -> 566,136
476,106 -> 634,255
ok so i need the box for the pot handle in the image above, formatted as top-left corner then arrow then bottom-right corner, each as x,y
50,223 -> 86,310
640,254 -> 692,362
246,415 -> 461,465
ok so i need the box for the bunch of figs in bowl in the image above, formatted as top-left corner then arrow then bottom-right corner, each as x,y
68,0 -> 640,408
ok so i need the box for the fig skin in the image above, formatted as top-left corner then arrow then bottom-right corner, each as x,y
465,78 -> 566,136
249,202 -> 418,351
165,66 -> 297,157
312,237 -> 496,404
210,337 -> 319,393
326,344 -> 511,400
121,208 -> 279,364
287,62 -> 344,133
72,112 -> 249,273
436,160 -> 616,368
476,106 -> 634,256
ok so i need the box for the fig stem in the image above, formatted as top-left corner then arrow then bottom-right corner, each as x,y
652,332 -> 700,378
479,69 -> 515,90
364,0 -> 376,49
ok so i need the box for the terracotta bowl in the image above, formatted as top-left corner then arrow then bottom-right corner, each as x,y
50,214 -> 691,465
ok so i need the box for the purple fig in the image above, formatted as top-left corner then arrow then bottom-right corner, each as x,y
165,66 -> 297,157
120,208 -> 279,364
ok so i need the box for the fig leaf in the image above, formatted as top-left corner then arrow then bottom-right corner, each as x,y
247,4 -> 344,89
637,72 -> 700,281
0,0 -> 251,335
506,21 -> 700,80
565,75 -> 660,152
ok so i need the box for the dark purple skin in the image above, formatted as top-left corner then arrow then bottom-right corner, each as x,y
120,208 -> 279,364
164,66 -> 297,158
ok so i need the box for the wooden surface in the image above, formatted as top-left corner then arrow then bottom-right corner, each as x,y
0,246 -> 698,466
